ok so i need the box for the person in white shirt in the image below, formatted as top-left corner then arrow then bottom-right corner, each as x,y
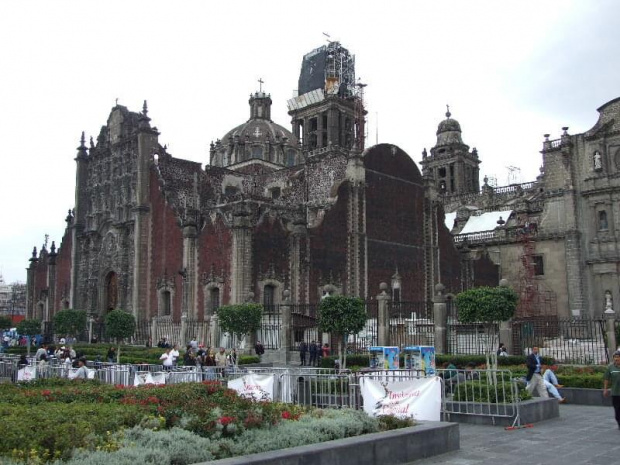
160,348 -> 173,369
170,344 -> 180,366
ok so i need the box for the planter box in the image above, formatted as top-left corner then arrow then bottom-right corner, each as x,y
561,387 -> 612,406
444,397 -> 559,426
197,421 -> 459,465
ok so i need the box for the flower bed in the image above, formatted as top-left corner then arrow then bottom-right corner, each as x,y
0,379 -> 411,464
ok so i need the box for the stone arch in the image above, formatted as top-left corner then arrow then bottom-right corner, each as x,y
204,282 -> 223,319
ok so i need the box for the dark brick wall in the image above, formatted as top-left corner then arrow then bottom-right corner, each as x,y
253,215 -> 289,301
364,144 -> 426,300
54,230 -> 73,311
149,169 -> 184,319
308,183 -> 349,303
198,214 -> 232,311
472,253 -> 500,287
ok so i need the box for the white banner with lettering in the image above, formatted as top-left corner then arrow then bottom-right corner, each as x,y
17,366 -> 36,382
227,374 -> 274,401
360,376 -> 441,421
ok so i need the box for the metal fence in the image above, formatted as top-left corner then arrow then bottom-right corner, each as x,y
512,317 -> 608,363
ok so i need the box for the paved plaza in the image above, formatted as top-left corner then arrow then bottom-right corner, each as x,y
407,405 -> 619,465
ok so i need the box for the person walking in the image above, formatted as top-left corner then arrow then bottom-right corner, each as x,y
603,350 -> 620,429
254,340 -> 265,360
299,340 -> 308,366
309,341 -> 318,367
526,347 -> 549,398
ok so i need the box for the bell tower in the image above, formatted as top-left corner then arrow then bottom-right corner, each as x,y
287,41 -> 364,153
420,107 -> 480,195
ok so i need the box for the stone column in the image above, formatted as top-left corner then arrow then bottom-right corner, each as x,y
151,316 -> 158,347
433,283 -> 448,354
605,308 -> 617,360
231,205 -> 253,304
280,290 -> 292,364
181,214 -> 198,318
180,314 -> 188,348
376,283 -> 390,346
245,292 -> 256,352
345,153 -> 366,298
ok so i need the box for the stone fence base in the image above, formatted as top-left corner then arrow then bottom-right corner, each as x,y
198,421 -> 459,465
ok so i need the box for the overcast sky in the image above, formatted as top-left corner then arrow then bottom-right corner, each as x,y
1,0 -> 619,284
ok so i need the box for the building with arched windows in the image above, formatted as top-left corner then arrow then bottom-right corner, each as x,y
25,42 -> 498,341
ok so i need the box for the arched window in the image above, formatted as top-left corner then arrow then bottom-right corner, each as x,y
263,285 -> 275,310
599,210 -> 609,230
162,291 -> 171,316
208,288 -> 220,317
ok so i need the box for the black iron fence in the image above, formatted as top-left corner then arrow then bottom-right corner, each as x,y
512,317 -> 608,364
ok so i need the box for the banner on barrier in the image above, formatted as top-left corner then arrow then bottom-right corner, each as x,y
360,376 -> 441,421
17,366 -> 36,382
228,374 -> 274,401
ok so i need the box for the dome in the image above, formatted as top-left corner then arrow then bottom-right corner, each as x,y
210,91 -> 302,169
435,108 -> 464,146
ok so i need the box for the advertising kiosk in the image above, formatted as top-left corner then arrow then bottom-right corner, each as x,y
369,346 -> 400,370
404,346 -> 436,375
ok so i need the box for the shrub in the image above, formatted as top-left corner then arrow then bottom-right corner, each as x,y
451,380 -> 531,403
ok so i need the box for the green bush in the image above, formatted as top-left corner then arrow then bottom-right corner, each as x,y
557,373 -> 604,389
451,380 -> 531,403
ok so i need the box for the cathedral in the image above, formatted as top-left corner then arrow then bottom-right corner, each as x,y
25,41 -> 502,327
423,99 -> 620,318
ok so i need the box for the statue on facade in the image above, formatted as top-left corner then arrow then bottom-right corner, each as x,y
594,151 -> 602,170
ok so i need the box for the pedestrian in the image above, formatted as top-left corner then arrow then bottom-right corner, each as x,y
496,342 -> 506,356
215,347 -> 227,367
170,344 -> 180,366
254,340 -> 265,359
299,340 -> 308,366
73,357 -> 90,379
309,341 -> 318,367
525,346 -> 549,398
603,350 -> 620,429
543,361 -> 566,403
160,347 -> 173,370
106,346 -> 116,363
322,343 -> 330,358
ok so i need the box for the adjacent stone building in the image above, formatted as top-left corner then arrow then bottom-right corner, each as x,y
26,42 -> 496,334
425,98 -> 620,318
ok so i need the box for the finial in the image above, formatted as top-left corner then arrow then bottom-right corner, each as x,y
79,131 -> 86,148
115,98 -> 119,106
142,100 -> 148,117
422,148 -> 427,158
50,241 -> 56,254
258,78 -> 264,93
32,247 -> 37,259
483,175 -> 489,186
89,136 -> 94,150
445,104 -> 451,119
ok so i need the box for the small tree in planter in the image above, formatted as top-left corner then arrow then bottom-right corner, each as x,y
104,310 -> 136,364
318,295 -> 366,371
455,284 -> 518,379
216,303 -> 263,363
53,309 -> 87,343
16,319 -> 42,356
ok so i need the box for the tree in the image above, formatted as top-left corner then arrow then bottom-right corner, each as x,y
318,296 -> 367,370
216,303 -> 263,360
53,309 -> 87,341
0,315 -> 12,331
104,310 -> 136,363
16,319 -> 42,356
455,285 -> 518,376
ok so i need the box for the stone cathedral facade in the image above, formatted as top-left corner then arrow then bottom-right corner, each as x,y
25,42 -> 498,325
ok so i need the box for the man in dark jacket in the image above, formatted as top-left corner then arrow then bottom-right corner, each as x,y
525,347 -> 548,398
309,341 -> 318,367
299,341 -> 308,366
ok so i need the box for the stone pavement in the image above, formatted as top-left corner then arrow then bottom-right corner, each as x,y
405,405 -> 619,465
